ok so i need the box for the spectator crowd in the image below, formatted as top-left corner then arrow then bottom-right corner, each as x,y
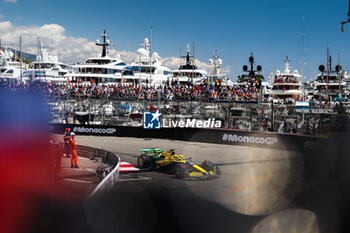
273,75 -> 299,83
2,79 -> 260,102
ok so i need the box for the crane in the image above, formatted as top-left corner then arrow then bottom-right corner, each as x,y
341,0 -> 350,32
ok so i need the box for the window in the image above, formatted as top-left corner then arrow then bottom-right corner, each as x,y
86,59 -> 113,65
107,69 -> 115,74
136,67 -> 156,74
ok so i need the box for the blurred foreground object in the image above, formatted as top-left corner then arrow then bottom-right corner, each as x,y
0,91 -> 74,233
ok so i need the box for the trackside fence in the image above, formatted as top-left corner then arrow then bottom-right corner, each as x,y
72,144 -> 121,197
53,124 -> 330,153
89,157 -> 120,197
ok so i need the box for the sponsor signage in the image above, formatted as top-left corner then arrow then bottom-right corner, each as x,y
143,111 -> 162,129
163,118 -> 221,128
143,111 -> 222,129
73,126 -> 116,135
222,133 -> 278,145
51,123 -> 326,152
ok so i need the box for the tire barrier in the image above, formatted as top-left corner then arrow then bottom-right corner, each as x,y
52,124 -> 330,153
72,144 -> 121,197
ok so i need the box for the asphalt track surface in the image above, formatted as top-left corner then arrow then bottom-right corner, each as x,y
67,135 -> 344,233
59,156 -> 101,195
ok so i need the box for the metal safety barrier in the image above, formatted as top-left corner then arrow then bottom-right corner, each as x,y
89,154 -> 120,197
72,145 -> 121,197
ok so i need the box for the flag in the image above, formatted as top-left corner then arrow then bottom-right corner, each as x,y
150,105 -> 157,112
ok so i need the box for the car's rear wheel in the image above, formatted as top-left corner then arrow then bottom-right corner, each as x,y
137,155 -> 151,168
174,163 -> 188,178
215,166 -> 222,175
201,160 -> 214,172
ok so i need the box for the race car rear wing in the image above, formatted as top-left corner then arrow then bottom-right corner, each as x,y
141,148 -> 163,155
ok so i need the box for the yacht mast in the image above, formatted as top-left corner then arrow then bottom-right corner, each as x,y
192,42 -> 195,81
301,16 -> 305,82
338,52 -> 341,93
149,25 -> 152,84
20,36 -> 22,82
37,38 -> 41,81
213,50 -> 218,81
95,29 -> 108,57
327,43 -> 330,101
179,48 -> 181,67
341,0 -> 350,31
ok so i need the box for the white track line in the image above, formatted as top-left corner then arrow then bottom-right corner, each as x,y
63,178 -> 94,184
120,161 -> 133,165
117,176 -> 152,182
85,168 -> 96,173
120,167 -> 140,171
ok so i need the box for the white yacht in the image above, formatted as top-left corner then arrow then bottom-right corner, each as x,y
270,56 -> 303,104
0,49 -> 23,83
235,53 -> 265,101
311,58 -> 349,101
303,81 -> 315,101
118,38 -> 172,86
65,30 -> 126,85
25,45 -> 72,83
343,72 -> 350,97
237,53 -> 264,85
172,44 -> 207,84
207,50 -> 233,86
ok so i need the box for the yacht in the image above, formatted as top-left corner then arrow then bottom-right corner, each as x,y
172,44 -> 207,84
236,53 -> 265,101
311,56 -> 349,101
65,30 -> 126,85
344,72 -> 350,97
303,81 -> 314,101
270,56 -> 303,104
119,38 -> 172,86
207,50 -> 233,86
25,45 -> 72,83
0,49 -> 23,84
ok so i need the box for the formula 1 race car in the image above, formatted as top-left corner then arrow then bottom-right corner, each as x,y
137,148 -> 221,179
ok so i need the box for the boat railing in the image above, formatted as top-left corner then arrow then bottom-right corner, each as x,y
315,80 -> 345,84
315,89 -> 343,94
273,77 -> 299,84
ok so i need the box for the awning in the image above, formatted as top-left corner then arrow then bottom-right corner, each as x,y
124,67 -> 139,71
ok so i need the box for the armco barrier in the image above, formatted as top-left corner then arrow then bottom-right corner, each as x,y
72,144 -> 121,196
89,156 -> 120,197
52,124 -> 330,152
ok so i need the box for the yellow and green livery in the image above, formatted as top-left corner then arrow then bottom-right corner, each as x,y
137,148 -> 221,179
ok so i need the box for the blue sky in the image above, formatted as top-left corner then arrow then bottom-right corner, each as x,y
1,0 -> 350,81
